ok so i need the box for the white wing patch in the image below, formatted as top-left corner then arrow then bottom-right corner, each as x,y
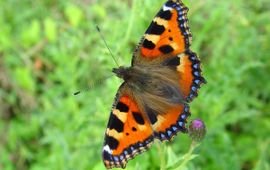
103,145 -> 112,154
163,4 -> 173,11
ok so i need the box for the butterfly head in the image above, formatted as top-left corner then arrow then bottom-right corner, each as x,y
112,66 -> 131,81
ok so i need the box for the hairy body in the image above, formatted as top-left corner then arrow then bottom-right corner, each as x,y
112,60 -> 184,116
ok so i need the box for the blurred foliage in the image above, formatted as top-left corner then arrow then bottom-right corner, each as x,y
0,0 -> 270,170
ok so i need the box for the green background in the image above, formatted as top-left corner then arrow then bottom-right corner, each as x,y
0,0 -> 269,169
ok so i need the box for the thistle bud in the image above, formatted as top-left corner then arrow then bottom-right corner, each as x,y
188,119 -> 206,142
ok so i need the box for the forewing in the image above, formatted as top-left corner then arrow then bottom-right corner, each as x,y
102,85 -> 154,169
133,0 -> 191,63
133,0 -> 206,102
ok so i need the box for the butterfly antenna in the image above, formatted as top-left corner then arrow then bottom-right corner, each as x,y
73,74 -> 114,95
96,25 -> 119,67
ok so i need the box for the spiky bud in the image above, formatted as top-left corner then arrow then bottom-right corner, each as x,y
188,119 -> 206,142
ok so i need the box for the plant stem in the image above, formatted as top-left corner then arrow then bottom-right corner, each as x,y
157,141 -> 166,170
176,141 -> 198,169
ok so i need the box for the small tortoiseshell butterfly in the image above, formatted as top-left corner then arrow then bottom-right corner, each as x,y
102,0 -> 206,168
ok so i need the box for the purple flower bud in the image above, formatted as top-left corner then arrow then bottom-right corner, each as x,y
188,119 -> 206,142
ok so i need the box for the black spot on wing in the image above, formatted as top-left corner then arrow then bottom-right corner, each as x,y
146,21 -> 165,35
105,136 -> 119,150
102,149 -> 111,160
132,112 -> 145,125
143,39 -> 156,49
163,56 -> 180,67
116,102 -> 129,112
103,135 -> 155,168
132,127 -> 137,131
159,45 -> 174,54
158,10 -> 172,20
145,106 -> 158,125
109,114 -> 124,132
165,1 -> 174,7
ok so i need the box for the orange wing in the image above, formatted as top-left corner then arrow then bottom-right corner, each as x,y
140,99 -> 190,141
132,0 -> 206,102
133,0 -> 192,62
162,50 -> 206,102
102,85 -> 154,169
102,85 -> 191,169
152,104 -> 190,141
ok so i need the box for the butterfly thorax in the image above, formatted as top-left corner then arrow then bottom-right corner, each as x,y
113,66 -> 150,90
113,64 -> 185,115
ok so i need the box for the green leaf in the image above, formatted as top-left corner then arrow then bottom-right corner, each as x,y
167,143 -> 199,170
14,67 -> 35,92
21,19 -> 41,47
44,17 -> 57,42
64,4 -> 83,27
166,146 -> 178,167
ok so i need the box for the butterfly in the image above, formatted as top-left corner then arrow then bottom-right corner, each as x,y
102,0 -> 206,168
